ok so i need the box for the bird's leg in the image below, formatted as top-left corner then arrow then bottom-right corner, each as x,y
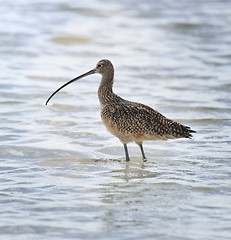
136,142 -> 147,162
123,143 -> 130,162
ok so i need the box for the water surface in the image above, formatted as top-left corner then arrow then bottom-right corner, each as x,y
0,0 -> 231,239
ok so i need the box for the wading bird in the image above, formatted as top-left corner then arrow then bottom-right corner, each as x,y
46,59 -> 195,162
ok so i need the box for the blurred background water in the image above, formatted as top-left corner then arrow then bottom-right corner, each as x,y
0,0 -> 231,239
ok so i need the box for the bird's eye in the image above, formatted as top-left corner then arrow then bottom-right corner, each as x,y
97,64 -> 103,68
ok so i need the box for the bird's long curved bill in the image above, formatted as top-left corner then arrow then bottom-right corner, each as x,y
45,68 -> 96,105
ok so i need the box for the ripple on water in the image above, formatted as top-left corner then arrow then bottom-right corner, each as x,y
51,35 -> 92,45
1,0 -> 231,239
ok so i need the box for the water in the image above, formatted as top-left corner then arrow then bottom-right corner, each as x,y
1,0 -> 231,239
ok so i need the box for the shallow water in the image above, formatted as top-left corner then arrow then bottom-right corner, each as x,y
1,0 -> 231,239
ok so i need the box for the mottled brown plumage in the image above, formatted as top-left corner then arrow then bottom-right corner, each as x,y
46,59 -> 195,162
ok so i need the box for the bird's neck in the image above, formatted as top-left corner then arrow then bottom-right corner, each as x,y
98,74 -> 115,105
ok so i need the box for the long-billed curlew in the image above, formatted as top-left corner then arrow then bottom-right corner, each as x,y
46,59 -> 195,162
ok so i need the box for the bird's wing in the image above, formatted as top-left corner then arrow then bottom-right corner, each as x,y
106,101 -> 194,138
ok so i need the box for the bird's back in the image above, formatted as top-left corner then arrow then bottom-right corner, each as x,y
101,95 -> 195,143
